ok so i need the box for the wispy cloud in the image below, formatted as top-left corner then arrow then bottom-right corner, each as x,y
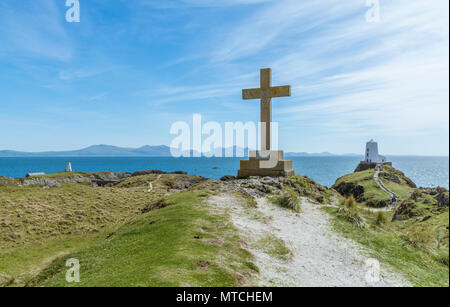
58,66 -> 122,81
140,0 -> 272,9
0,0 -> 448,154
0,0 -> 72,61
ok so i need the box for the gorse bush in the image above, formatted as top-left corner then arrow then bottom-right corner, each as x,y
272,188 -> 301,213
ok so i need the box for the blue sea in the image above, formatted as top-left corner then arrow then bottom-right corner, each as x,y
0,156 -> 448,189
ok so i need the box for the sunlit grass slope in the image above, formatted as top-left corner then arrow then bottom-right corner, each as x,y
27,192 -> 257,287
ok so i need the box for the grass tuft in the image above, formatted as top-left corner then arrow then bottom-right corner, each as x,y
271,188 -> 301,213
256,234 -> 291,261
337,197 -> 365,228
375,211 -> 388,226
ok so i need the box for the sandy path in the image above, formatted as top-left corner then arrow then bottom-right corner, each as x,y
147,174 -> 162,193
209,193 -> 409,287
373,168 -> 398,211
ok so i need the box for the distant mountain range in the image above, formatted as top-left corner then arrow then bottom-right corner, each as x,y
0,145 -> 361,157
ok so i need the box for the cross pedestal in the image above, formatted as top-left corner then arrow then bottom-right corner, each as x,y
237,68 -> 295,177
238,150 -> 294,177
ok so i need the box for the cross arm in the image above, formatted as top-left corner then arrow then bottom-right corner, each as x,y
242,88 -> 261,100
242,86 -> 291,100
269,85 -> 291,98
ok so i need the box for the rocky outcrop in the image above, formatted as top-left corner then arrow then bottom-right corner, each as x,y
354,162 -> 392,172
220,175 -> 236,181
89,172 -> 131,181
436,187 -> 449,208
380,172 -> 401,184
332,182 -> 365,200
380,168 -> 417,188
366,199 -> 389,208
220,175 -> 336,203
164,175 -> 208,190
392,201 -> 418,221
132,170 -> 165,176
0,176 -> 14,185
22,178 -> 61,189
131,170 -> 188,177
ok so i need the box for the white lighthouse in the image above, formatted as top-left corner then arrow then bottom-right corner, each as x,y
66,161 -> 72,172
364,139 -> 386,163
355,139 -> 391,172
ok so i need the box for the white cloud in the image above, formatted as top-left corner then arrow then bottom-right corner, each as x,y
0,0 -> 72,61
197,0 -> 449,152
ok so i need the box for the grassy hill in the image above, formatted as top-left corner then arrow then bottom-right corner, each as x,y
26,192 -> 257,287
0,172 -> 262,286
1,169 -> 448,287
329,165 -> 449,286
332,165 -> 416,207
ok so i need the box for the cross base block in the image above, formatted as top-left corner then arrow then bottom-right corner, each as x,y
238,150 -> 295,177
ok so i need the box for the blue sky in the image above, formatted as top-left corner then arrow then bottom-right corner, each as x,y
0,0 -> 448,155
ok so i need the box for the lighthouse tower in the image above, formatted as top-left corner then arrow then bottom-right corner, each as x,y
66,161 -> 72,172
355,139 -> 391,172
365,139 -> 386,163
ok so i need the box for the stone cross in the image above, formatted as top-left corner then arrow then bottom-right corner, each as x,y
242,68 -> 291,151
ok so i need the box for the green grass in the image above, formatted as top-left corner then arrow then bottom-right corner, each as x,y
333,167 -> 415,207
26,192 -> 256,287
0,233 -> 107,286
255,234 -> 291,261
0,174 -> 222,286
290,175 -> 337,203
330,167 -> 448,286
39,172 -> 89,179
337,196 -> 366,228
324,205 -> 449,287
271,188 -> 301,213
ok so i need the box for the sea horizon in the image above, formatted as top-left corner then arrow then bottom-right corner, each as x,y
1,155 -> 448,189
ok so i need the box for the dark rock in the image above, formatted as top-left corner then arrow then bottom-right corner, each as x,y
404,177 -> 417,189
314,195 -> 325,203
141,198 -> 171,214
436,187 -> 449,208
366,200 -> 389,208
196,260 -> 210,268
92,172 -> 131,181
170,171 -> 188,175
132,170 -> 166,176
220,175 -> 236,181
380,172 -> 401,184
167,176 -> 208,190
422,215 -> 431,222
332,182 -> 365,200
354,162 -> 392,172
392,201 -> 417,221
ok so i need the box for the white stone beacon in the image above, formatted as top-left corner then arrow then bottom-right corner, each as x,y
66,161 -> 72,172
365,139 -> 386,164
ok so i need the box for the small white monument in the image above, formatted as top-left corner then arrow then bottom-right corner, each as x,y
355,139 -> 391,172
66,161 -> 72,172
